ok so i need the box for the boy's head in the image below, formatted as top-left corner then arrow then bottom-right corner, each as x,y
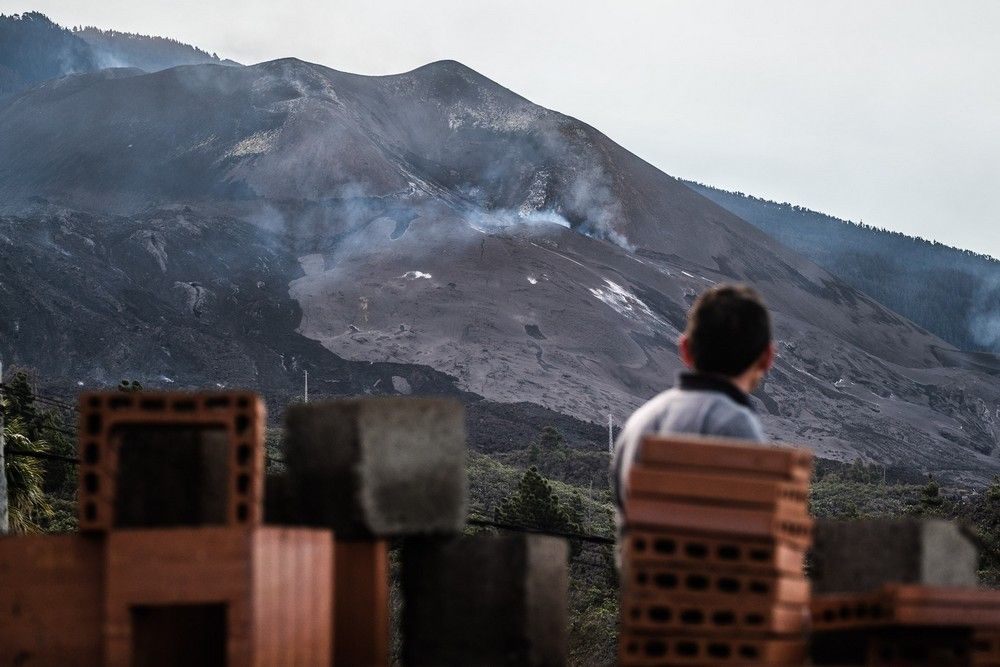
679,284 -> 773,387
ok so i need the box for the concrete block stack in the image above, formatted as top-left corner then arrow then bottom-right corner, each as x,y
618,435 -> 814,665
810,519 -> 1000,666
283,397 -> 468,667
282,397 -> 570,667
401,534 -> 569,666
1,390 -> 334,667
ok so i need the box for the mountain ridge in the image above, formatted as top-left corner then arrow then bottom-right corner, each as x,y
0,35 -> 997,481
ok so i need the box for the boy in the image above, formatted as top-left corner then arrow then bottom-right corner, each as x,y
611,283 -> 775,507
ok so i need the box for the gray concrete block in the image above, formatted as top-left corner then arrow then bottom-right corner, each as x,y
401,535 -> 569,667
810,519 -> 978,593
284,397 -> 467,537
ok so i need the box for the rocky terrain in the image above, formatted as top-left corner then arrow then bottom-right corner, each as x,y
0,53 -> 998,483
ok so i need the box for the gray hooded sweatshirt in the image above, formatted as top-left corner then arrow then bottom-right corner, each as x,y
611,372 -> 765,508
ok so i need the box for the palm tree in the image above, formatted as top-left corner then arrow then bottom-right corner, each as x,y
2,416 -> 52,533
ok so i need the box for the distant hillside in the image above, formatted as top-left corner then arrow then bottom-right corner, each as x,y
686,181 -> 1000,354
0,12 -> 234,97
74,27 -> 237,71
0,12 -> 97,95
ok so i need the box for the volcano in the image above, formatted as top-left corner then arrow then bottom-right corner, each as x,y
0,57 -> 997,482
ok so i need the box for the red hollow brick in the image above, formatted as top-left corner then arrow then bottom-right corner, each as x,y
334,539 -> 389,667
624,561 -> 811,605
622,528 -> 807,576
618,632 -> 807,665
638,436 -> 813,482
620,594 -> 807,635
0,534 -> 104,666
77,390 -> 265,531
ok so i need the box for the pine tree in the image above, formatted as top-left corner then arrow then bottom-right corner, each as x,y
495,466 -> 580,536
919,476 -> 945,515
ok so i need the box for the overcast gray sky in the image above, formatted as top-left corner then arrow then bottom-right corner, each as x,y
7,0 -> 1000,257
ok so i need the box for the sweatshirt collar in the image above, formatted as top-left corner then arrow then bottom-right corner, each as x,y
678,371 -> 755,411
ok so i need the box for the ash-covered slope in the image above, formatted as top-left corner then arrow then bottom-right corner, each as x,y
0,58 -> 998,482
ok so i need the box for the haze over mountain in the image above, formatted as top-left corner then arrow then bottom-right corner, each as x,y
687,182 -> 1000,356
1,17 -> 998,484
0,12 -> 232,96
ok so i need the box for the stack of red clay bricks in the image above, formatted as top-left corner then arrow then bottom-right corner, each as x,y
619,435 -> 814,666
1,391 -> 334,667
811,585 -> 1000,665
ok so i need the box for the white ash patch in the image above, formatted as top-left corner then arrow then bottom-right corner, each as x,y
298,253 -> 325,276
588,279 -> 665,327
391,376 -> 413,394
226,129 -> 280,158
527,276 -> 538,285
401,270 -> 432,280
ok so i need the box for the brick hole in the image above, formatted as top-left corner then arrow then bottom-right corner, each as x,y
680,609 -> 704,625
707,643 -> 731,659
236,444 -> 252,465
235,414 -> 250,434
822,609 -> 836,622
237,396 -> 250,409
173,399 -> 197,412
744,612 -> 764,625
713,611 -> 736,626
645,640 -> 668,658
675,641 -> 698,657
83,502 -> 97,521
749,548 -> 771,561
973,641 -> 991,652
653,538 -> 675,554
635,572 -> 649,585
84,472 -> 99,494
629,607 -> 641,620
685,574 -> 710,591
236,473 -> 250,494
140,398 -> 167,411
88,396 -> 101,408
84,442 -> 99,464
839,606 -> 852,620
633,537 -> 647,552
856,604 -> 869,618
739,645 -> 760,659
86,413 -> 102,435
204,396 -> 231,409
871,605 -> 884,619
654,573 -> 678,589
900,645 -> 928,661
626,641 -> 639,655
748,580 -> 769,594
717,545 -> 740,560
648,606 -> 671,622
109,396 -> 132,409
236,503 -> 249,522
716,577 -> 740,593
684,542 -> 708,558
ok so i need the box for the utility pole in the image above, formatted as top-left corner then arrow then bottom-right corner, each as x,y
0,358 -> 8,533
608,411 -> 614,455
304,370 -> 309,404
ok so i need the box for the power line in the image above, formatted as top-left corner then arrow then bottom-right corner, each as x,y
467,515 -> 615,545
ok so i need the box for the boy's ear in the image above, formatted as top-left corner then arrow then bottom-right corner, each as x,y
758,341 -> 776,371
678,334 -> 695,369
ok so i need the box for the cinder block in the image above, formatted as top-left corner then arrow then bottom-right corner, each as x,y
284,398 -> 467,537
104,526 -> 332,667
0,534 -> 104,666
811,519 -> 978,593
77,391 -> 266,531
401,535 -> 568,667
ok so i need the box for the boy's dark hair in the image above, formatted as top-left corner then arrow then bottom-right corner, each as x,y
685,284 -> 771,377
